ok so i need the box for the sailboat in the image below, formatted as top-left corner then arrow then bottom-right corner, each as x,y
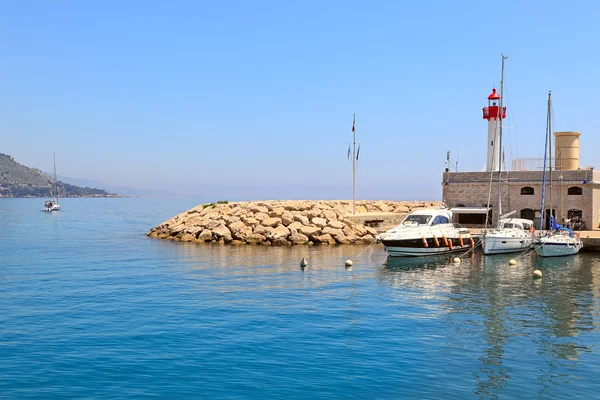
481,55 -> 535,255
43,153 -> 61,212
534,92 -> 582,257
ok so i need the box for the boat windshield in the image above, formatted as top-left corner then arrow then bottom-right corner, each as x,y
402,214 -> 432,226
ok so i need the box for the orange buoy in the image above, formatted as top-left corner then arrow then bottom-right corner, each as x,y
469,238 -> 475,248
442,235 -> 449,247
459,237 -> 464,247
448,238 -> 453,250
433,236 -> 440,247
422,236 -> 428,248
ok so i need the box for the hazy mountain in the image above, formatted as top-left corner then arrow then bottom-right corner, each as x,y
53,174 -> 176,197
0,153 -> 115,198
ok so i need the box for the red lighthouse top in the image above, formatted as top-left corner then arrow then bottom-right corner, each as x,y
482,87 -> 506,120
487,88 -> 500,100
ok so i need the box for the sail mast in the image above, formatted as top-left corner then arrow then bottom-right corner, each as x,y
539,92 -> 550,230
496,54 -> 507,222
548,92 -> 553,228
352,113 -> 356,215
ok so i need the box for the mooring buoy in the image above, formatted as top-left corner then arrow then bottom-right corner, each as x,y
453,257 -> 461,263
533,270 -> 542,279
300,258 -> 308,268
509,259 -> 517,265
345,260 -> 353,267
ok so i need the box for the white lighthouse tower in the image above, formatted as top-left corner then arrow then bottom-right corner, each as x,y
482,88 -> 506,171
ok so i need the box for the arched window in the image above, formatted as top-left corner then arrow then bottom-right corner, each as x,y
431,215 -> 450,225
568,186 -> 583,195
520,187 -> 534,195
520,208 -> 535,221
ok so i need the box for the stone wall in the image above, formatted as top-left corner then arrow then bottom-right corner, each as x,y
148,200 -> 441,245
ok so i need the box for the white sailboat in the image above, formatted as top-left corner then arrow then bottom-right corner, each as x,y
534,92 -> 582,257
44,153 -> 61,212
481,55 -> 534,255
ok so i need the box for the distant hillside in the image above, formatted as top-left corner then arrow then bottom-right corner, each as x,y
0,153 -> 117,198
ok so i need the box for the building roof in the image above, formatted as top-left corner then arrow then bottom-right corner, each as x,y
488,88 -> 500,100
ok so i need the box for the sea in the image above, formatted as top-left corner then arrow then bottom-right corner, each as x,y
1,198 -> 600,399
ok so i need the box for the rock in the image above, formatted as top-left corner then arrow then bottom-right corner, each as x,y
250,205 -> 269,214
365,226 -> 379,236
298,225 -> 321,237
241,216 -> 259,225
198,229 -> 213,241
262,217 -> 282,228
289,233 -> 309,244
359,234 -> 376,243
180,233 -> 195,242
212,224 -> 232,242
253,225 -> 273,236
291,212 -> 310,226
246,233 -> 266,244
311,217 -> 328,228
223,215 -> 241,225
328,220 -> 346,229
323,227 -> 344,237
272,238 -> 290,246
204,220 -> 222,230
322,209 -> 337,221
288,221 -> 304,231
231,240 -> 245,245
268,225 -> 290,240
269,207 -> 285,218
307,208 -> 322,219
229,221 -> 253,240
254,212 -> 270,222
281,211 -> 295,226
334,234 -> 354,244
311,233 -> 336,244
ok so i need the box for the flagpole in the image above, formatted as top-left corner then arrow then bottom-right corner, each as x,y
352,113 -> 356,215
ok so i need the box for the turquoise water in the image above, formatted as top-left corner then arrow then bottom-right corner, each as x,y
2,198 -> 600,399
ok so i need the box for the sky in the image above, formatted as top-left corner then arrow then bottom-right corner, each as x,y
1,1 -> 598,200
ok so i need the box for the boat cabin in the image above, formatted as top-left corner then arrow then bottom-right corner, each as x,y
400,209 -> 454,227
497,218 -> 534,231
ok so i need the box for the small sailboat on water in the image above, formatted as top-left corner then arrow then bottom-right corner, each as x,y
481,55 -> 534,255
534,91 -> 582,257
44,153 -> 61,212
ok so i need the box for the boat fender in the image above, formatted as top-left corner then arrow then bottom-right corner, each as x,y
422,236 -> 428,248
433,236 -> 440,247
442,235 -> 448,247
469,238 -> 475,248
448,238 -> 453,251
458,237 -> 464,247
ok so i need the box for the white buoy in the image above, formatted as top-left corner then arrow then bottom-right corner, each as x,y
300,258 -> 308,268
453,257 -> 461,263
345,260 -> 353,267
509,259 -> 517,265
533,270 -> 542,279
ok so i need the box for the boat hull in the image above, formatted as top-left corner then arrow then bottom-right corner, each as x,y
44,205 -> 61,212
380,237 -> 472,257
482,236 -> 534,255
534,239 -> 582,257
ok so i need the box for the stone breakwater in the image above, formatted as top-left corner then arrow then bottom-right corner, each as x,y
148,200 -> 442,246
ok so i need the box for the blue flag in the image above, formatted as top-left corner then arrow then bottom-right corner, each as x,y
347,145 -> 351,160
356,145 -> 360,160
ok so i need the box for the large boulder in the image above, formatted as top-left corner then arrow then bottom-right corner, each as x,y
229,221 -> 253,240
250,205 -> 269,214
253,225 -> 273,236
262,217 -> 282,228
311,233 -> 336,244
212,224 -> 232,242
198,229 -> 213,242
241,216 -> 259,225
322,227 -> 344,237
298,225 -> 321,237
311,217 -> 327,228
289,233 -> 309,244
269,207 -> 285,218
291,212 -> 310,226
267,225 -> 290,240
334,234 -> 355,244
307,208 -> 322,219
322,209 -> 337,221
254,212 -> 270,222
327,220 -> 346,229
246,233 -> 266,244
281,210 -> 295,226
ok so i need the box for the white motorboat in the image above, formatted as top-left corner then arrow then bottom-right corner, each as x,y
482,217 -> 535,255
43,153 -> 61,212
377,207 -> 473,257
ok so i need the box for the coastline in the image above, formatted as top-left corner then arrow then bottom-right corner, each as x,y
148,200 -> 441,246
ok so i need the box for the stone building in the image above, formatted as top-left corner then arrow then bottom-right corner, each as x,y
441,89 -> 597,230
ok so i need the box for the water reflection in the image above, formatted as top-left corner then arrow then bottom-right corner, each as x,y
376,252 -> 600,399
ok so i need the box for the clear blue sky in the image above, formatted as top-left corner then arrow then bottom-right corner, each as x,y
1,1 -> 598,200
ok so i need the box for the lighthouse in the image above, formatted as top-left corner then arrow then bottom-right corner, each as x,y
482,88 -> 506,171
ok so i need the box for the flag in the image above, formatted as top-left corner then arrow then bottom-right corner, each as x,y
356,145 -> 360,160
347,145 -> 351,160
352,114 -> 355,132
